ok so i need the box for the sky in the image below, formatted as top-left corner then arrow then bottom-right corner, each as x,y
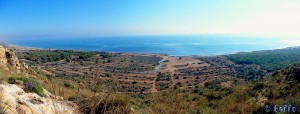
0,0 -> 300,40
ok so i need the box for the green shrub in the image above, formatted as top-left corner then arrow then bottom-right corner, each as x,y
193,88 -> 203,95
204,91 -> 222,100
8,77 -> 16,84
15,77 -> 44,96
104,73 -> 112,77
64,82 -> 74,89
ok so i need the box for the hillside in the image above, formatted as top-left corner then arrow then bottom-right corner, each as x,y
251,63 -> 300,113
15,49 -> 251,93
225,47 -> 300,72
0,45 -> 138,113
0,46 -> 80,114
133,63 -> 300,113
1,45 -> 300,114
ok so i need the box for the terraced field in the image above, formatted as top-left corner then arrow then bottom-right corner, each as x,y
16,50 -> 267,93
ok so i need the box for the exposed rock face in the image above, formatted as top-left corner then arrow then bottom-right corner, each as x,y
0,82 -> 79,114
0,45 -> 8,66
0,45 -> 21,71
7,49 -> 21,70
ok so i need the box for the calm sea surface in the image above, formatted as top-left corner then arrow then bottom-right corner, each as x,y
6,35 -> 286,56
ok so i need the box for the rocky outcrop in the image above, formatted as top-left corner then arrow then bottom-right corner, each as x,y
0,46 -> 8,66
0,45 -> 21,71
0,82 -> 79,114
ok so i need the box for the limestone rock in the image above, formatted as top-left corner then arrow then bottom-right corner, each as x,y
0,45 -> 8,67
0,83 -> 80,114
6,49 -> 21,70
16,105 -> 36,114
0,45 -> 21,72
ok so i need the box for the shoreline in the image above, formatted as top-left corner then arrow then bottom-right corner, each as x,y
2,42 -> 299,57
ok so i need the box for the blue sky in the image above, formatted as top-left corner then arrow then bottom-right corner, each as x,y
1,0 -> 300,40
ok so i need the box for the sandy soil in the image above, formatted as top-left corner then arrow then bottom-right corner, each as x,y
161,56 -> 210,88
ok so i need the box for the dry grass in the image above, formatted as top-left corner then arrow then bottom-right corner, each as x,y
0,90 -> 11,114
77,92 -> 131,114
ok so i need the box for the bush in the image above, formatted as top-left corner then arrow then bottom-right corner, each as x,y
193,88 -> 203,95
16,77 -> 44,96
132,81 -> 137,84
64,82 -> 74,89
205,92 -> 222,100
104,73 -> 112,77
8,77 -> 16,84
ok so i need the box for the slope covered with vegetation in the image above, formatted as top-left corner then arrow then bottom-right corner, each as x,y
225,47 -> 300,72
133,63 -> 300,113
17,50 -> 98,64
2,45 -> 300,114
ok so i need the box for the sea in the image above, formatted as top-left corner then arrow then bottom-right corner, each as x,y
5,35 -> 289,56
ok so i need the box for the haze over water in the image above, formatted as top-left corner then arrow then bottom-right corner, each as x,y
6,35 -> 287,56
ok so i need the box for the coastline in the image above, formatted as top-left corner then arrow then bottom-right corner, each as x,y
2,42 -> 299,57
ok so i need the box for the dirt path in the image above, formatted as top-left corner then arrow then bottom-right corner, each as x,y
163,57 -> 177,87
154,56 -> 167,72
149,56 -> 206,93
150,77 -> 158,93
150,56 -> 168,93
161,57 -> 207,88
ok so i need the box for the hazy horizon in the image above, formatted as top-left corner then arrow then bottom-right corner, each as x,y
3,35 -> 290,56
